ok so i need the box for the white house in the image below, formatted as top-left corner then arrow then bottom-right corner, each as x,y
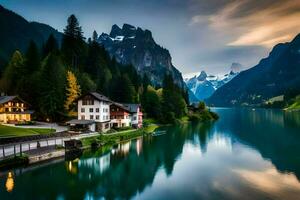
67,92 -> 111,132
122,104 -> 143,128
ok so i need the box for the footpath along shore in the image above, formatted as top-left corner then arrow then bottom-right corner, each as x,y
0,125 -> 158,169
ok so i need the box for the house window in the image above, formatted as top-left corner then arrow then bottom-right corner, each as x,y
83,99 -> 94,105
89,108 -> 93,112
96,115 -> 99,120
81,115 -> 85,120
133,116 -> 137,120
96,108 -> 99,112
81,108 -> 85,112
90,115 -> 94,120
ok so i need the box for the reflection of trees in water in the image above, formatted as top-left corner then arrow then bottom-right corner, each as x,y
1,123 -> 214,199
80,123 -> 214,199
215,108 -> 300,182
284,111 -> 300,128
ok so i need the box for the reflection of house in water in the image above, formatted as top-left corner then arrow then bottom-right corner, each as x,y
113,141 -> 131,156
136,138 -> 143,155
78,153 -> 110,175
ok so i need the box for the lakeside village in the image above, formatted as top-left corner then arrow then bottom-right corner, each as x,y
0,91 -> 217,169
0,91 -> 145,166
0,15 -> 218,170
0,92 -> 143,132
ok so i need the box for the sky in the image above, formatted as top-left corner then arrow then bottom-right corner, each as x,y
1,0 -> 300,77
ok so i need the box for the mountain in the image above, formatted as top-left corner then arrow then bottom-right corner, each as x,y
185,69 -> 238,102
97,24 -> 184,87
207,34 -> 300,107
0,5 -> 62,69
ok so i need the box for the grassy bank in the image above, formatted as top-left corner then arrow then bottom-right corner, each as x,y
81,125 -> 157,148
285,96 -> 300,111
0,125 -> 55,138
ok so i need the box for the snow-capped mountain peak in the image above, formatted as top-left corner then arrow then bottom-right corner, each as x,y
185,66 -> 240,102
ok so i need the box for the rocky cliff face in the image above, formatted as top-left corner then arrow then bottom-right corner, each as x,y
97,24 -> 184,87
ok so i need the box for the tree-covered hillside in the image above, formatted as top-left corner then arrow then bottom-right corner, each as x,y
0,5 -> 62,70
207,34 -> 300,107
0,14 -> 189,123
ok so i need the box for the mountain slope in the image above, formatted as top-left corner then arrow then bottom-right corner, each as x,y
97,24 -> 184,87
185,70 -> 238,102
0,5 -> 62,68
207,34 -> 300,106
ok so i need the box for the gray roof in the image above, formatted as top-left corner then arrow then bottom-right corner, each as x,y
0,96 -> 17,104
122,103 -> 141,113
66,119 -> 95,125
0,96 -> 29,105
79,92 -> 112,103
111,102 -> 131,112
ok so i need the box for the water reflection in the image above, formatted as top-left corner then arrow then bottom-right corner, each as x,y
1,109 -> 300,200
5,172 -> 14,193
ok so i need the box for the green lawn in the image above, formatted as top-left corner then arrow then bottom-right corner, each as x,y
81,126 -> 159,148
285,96 -> 300,111
0,125 -> 55,138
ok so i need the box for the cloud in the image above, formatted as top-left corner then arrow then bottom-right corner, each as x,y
191,0 -> 300,47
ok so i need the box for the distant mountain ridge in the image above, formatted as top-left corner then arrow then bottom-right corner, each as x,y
207,34 -> 300,106
97,24 -> 184,87
185,69 -> 239,102
0,5 -> 63,68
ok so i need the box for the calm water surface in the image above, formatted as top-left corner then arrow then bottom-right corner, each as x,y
1,108 -> 300,200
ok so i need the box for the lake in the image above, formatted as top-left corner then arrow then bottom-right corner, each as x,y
1,108 -> 300,200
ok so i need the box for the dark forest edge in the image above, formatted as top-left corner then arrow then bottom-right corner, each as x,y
0,14 -> 218,124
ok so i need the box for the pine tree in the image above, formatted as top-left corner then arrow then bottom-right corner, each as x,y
64,70 -> 81,112
78,73 -> 97,94
25,40 -> 40,72
61,14 -> 87,70
43,34 -> 58,57
92,30 -> 98,42
38,53 -> 66,121
64,14 -> 83,39
20,41 -> 41,102
0,51 -> 25,94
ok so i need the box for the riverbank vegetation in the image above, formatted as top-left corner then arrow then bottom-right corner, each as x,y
81,126 -> 156,148
0,125 -> 55,138
187,102 -> 219,122
285,95 -> 300,111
